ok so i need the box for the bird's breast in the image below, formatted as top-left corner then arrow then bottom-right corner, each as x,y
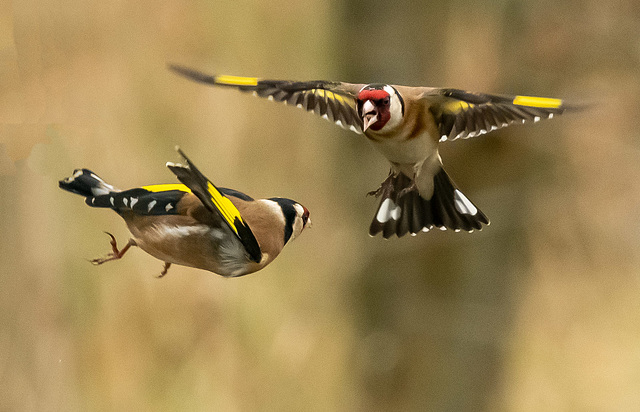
126,218 -> 255,276
366,129 -> 438,166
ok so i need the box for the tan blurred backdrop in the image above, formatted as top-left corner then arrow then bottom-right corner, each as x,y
2,0 -> 640,410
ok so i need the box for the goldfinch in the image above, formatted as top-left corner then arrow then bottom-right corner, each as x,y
169,64 -> 574,238
59,147 -> 310,277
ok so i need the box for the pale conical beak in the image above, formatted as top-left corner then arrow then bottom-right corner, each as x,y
361,100 -> 378,131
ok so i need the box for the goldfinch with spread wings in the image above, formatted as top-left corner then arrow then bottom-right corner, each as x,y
59,147 -> 310,277
169,64 -> 573,238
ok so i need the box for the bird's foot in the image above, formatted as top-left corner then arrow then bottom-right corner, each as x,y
367,173 -> 396,197
397,180 -> 418,199
90,232 -> 134,265
157,262 -> 171,278
367,187 -> 383,197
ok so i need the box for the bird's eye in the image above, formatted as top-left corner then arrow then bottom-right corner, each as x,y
382,98 -> 390,105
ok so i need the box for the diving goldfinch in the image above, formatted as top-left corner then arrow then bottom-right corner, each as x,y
169,64 -> 574,238
59,147 -> 310,277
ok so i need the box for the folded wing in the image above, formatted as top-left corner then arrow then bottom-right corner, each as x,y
166,148 -> 262,263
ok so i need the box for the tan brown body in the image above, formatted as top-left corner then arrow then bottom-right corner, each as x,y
59,149 -> 310,277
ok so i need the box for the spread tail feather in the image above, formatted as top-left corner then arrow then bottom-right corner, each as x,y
369,169 -> 489,238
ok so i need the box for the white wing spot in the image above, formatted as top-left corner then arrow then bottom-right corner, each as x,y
376,198 -> 401,223
110,197 -> 115,206
548,113 -> 554,119
147,200 -> 156,212
123,198 -> 128,207
534,116 -> 541,122
90,173 -> 105,183
267,95 -> 274,101
321,113 -> 329,120
453,189 -> 478,216
165,203 -> 173,212
130,197 -> 138,207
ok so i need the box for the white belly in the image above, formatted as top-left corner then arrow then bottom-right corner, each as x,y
367,131 -> 438,169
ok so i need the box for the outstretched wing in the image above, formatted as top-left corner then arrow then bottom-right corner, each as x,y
166,147 -> 262,263
427,88 -> 570,142
169,64 -> 365,134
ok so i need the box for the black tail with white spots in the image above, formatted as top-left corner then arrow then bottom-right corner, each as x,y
369,169 -> 489,238
59,169 -> 117,198
60,169 -> 188,215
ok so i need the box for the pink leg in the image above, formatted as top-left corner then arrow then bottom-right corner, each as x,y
90,232 -> 136,265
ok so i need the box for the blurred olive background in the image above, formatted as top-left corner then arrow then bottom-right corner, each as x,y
2,0 -> 640,410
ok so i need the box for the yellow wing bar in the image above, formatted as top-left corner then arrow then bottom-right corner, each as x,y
207,182 -> 245,235
513,95 -> 563,109
443,100 -> 474,113
313,88 -> 348,104
215,75 -> 259,87
142,184 -> 191,193
143,182 -> 244,235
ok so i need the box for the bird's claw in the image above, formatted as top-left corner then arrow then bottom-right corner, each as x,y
367,187 -> 383,197
157,262 -> 171,278
397,181 -> 418,199
368,173 -> 396,198
89,232 -> 133,266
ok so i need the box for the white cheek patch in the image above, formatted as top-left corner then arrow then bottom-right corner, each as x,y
381,85 -> 403,132
290,203 -> 306,239
382,85 -> 396,96
453,189 -> 478,216
376,198 -> 402,223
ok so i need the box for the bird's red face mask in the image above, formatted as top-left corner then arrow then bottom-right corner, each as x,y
357,88 -> 392,132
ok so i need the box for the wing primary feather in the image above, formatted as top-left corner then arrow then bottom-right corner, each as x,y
167,147 -> 262,262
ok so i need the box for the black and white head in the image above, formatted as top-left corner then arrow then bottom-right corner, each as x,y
268,198 -> 311,244
357,84 -> 405,132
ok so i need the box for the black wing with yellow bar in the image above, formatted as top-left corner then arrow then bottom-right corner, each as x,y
431,89 -> 569,142
169,64 -> 364,134
166,148 -> 262,263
